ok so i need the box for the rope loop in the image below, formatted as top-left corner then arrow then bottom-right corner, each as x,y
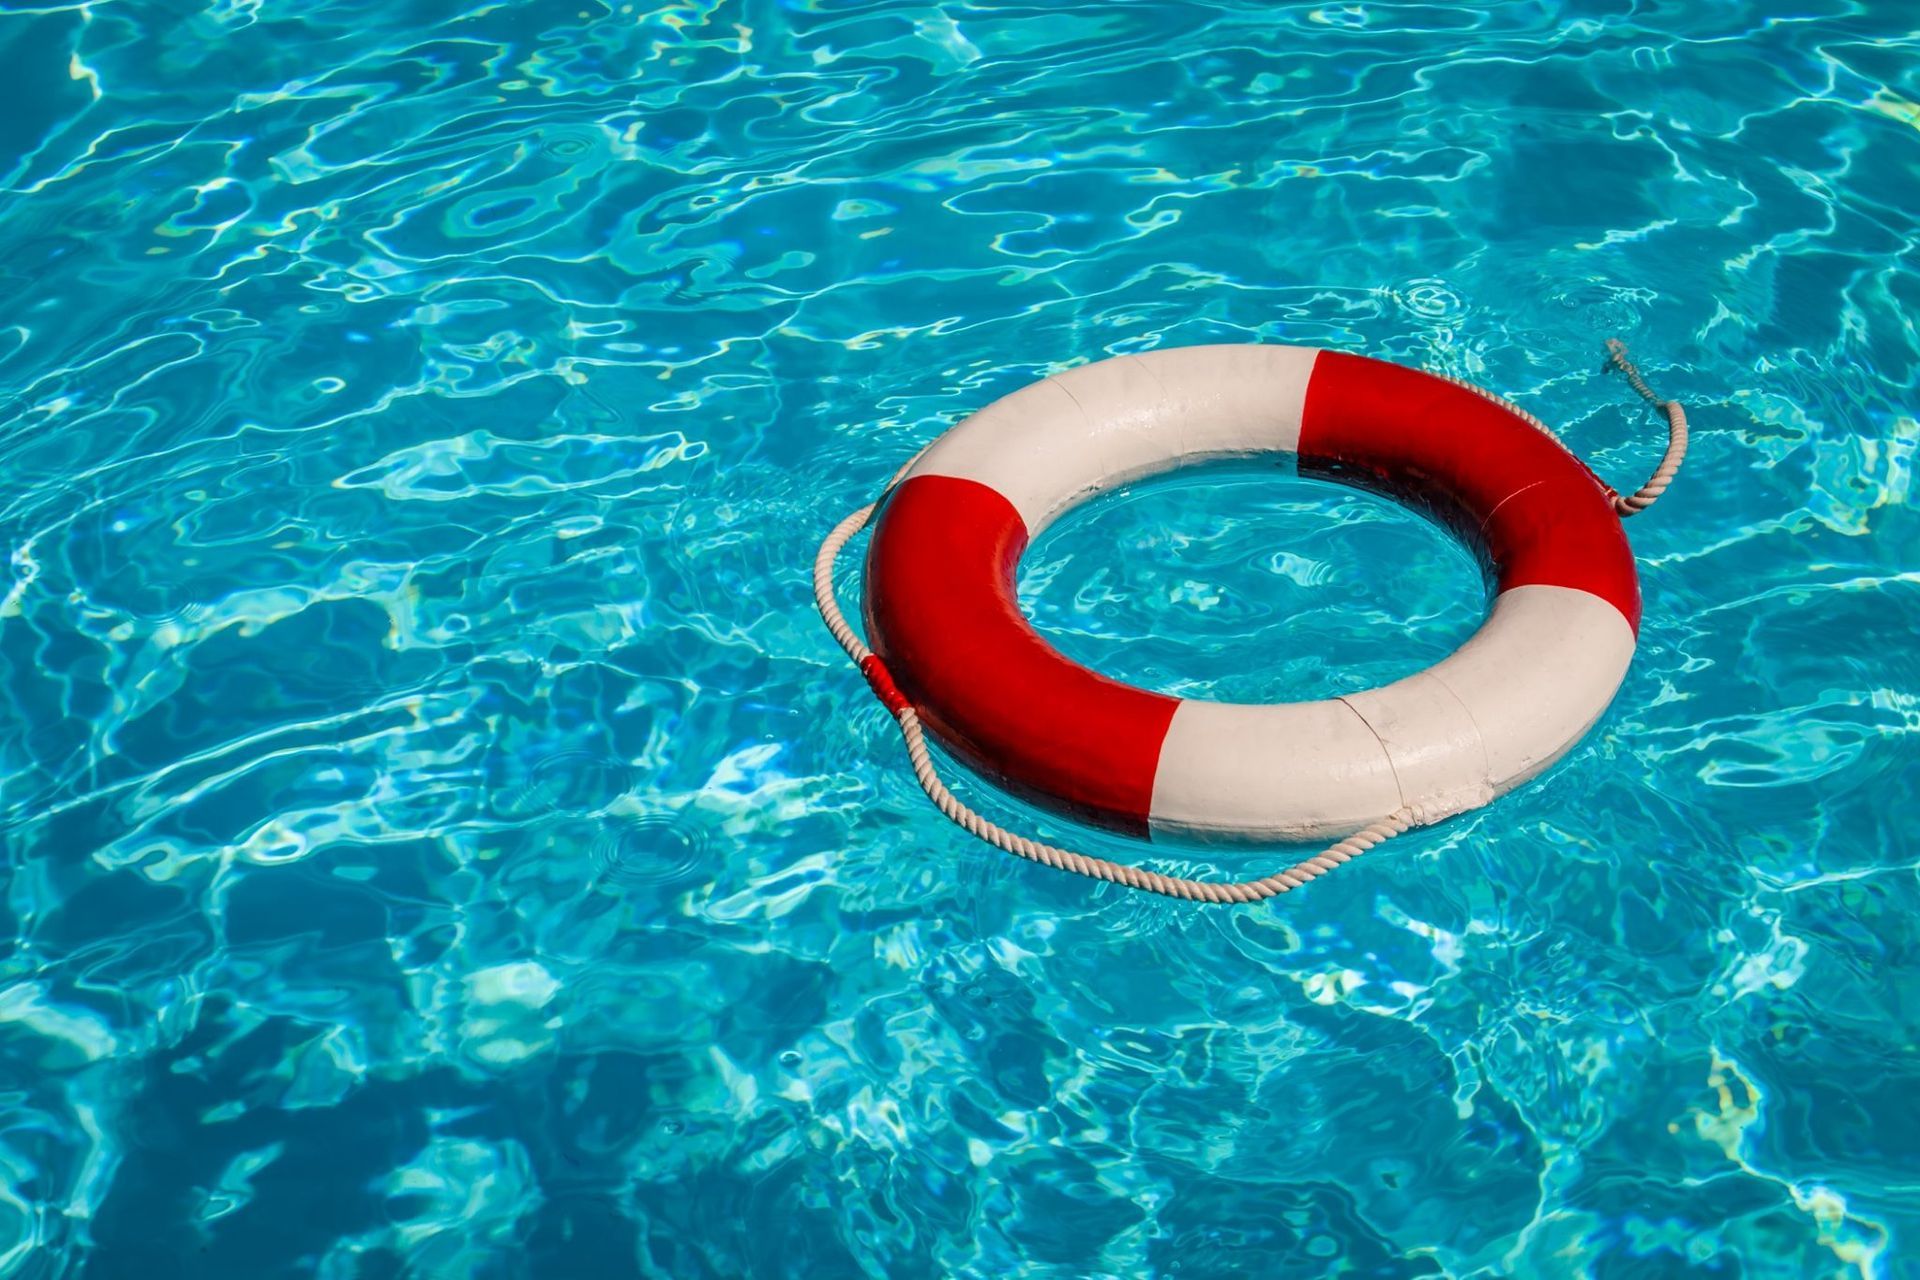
1603,338 -> 1688,517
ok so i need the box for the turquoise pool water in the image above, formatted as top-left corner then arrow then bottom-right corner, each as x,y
3,1 -> 1918,1275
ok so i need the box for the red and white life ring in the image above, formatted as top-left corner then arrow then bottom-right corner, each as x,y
859,346 -> 1641,844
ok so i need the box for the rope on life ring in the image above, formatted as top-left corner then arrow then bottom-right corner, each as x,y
1604,339 -> 1689,517
813,340 -> 1687,903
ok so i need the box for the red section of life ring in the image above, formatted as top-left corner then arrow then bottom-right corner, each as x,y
1300,351 -> 1639,630
864,474 -> 1178,835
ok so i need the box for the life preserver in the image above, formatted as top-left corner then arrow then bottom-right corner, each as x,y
860,345 -> 1640,844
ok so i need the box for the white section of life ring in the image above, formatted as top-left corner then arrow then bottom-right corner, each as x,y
906,344 -> 1319,534
1147,584 -> 1635,841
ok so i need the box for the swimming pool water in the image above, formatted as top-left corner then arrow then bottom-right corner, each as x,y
2,1 -> 1918,1275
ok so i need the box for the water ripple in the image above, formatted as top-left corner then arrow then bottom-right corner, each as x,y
1,0 -> 1918,1275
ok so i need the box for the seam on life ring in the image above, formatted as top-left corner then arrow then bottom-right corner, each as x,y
1044,369 -> 1093,426
1409,669 -> 1495,804
1117,351 -> 1174,455
1477,477 -> 1547,540
1119,350 -> 1170,396
1040,371 -> 1096,527
1333,694 -> 1407,812
1424,671 -> 1493,796
1341,675 -> 1495,823
1423,664 -> 1495,794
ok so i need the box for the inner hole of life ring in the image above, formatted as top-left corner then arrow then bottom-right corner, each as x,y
1014,458 -> 1486,707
